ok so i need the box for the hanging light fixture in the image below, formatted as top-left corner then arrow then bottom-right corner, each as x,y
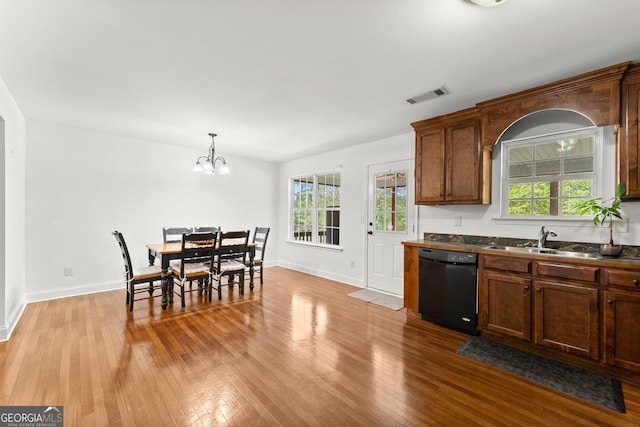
192,133 -> 231,175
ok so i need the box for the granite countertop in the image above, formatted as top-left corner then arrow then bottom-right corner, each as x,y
403,233 -> 640,267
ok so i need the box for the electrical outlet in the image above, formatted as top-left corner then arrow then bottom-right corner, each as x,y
64,266 -> 74,276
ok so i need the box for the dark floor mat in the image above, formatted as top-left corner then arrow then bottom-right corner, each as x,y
457,336 -> 625,413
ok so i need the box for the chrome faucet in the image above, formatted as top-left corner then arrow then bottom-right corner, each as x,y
538,226 -> 557,248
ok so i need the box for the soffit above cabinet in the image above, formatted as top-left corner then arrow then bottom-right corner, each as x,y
477,62 -> 630,148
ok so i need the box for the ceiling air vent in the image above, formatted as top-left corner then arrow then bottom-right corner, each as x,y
406,86 -> 450,104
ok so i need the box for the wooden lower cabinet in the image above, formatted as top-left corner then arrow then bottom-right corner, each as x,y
479,271 -> 531,340
533,280 -> 599,360
479,255 -> 601,362
603,288 -> 640,371
404,248 -> 640,376
403,245 -> 419,313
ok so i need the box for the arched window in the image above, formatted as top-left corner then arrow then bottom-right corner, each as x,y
498,110 -> 602,218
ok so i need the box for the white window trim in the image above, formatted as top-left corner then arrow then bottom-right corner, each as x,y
285,239 -> 344,251
498,126 -> 603,221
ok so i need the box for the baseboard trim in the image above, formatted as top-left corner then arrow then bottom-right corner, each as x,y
27,280 -> 122,304
0,299 -> 27,342
276,261 -> 364,288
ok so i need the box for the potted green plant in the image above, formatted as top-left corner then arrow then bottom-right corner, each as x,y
577,182 -> 626,256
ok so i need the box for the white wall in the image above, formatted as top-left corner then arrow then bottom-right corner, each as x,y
277,133 -> 414,287
0,76 -> 27,341
25,120 -> 279,302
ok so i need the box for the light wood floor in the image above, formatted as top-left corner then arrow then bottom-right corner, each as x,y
2,267 -> 640,426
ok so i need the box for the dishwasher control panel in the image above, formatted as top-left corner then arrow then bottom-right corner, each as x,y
419,248 -> 477,265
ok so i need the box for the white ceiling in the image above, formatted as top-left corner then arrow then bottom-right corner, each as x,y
1,0 -> 639,162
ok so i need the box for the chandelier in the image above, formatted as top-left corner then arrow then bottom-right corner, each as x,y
192,133 -> 231,175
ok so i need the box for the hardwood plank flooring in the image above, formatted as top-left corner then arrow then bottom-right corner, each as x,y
1,266 -> 640,426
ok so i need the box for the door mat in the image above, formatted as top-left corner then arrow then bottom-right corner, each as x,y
348,289 -> 404,311
457,336 -> 625,413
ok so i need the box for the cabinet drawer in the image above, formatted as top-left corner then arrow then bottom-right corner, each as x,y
535,262 -> 599,283
605,269 -> 640,290
483,256 -> 531,274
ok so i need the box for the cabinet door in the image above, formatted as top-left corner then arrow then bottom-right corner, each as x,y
604,289 -> 640,371
533,280 -> 599,360
403,246 -> 419,312
620,65 -> 640,196
415,128 -> 445,203
479,271 -> 532,341
446,120 -> 482,203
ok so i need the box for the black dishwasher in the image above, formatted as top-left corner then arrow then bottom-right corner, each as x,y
419,248 -> 479,335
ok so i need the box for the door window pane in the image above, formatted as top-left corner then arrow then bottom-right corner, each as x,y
374,171 -> 407,232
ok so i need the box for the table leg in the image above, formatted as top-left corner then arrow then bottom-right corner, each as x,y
249,262 -> 255,291
249,247 -> 255,291
161,268 -> 169,309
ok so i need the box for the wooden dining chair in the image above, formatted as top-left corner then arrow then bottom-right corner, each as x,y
190,227 -> 221,287
163,226 -> 194,243
169,232 -> 217,308
245,227 -> 270,287
209,230 -> 250,300
113,231 -> 163,311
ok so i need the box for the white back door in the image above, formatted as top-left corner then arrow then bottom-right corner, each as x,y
366,160 -> 416,295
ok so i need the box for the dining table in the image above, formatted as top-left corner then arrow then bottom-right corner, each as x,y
146,241 -> 256,309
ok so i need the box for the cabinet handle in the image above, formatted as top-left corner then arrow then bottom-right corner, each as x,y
536,287 -> 542,292
633,279 -> 640,286
607,299 -> 614,304
524,285 -> 530,290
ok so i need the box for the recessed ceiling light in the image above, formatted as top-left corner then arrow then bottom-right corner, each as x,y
469,0 -> 509,7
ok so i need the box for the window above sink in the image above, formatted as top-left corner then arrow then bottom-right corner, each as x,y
499,126 -> 603,220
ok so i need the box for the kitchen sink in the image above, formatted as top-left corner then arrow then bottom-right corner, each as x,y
484,245 -> 602,259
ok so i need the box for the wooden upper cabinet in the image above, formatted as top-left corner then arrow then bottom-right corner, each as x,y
412,108 -> 484,205
620,63 -> 640,197
415,127 -> 446,204
448,121 -> 482,202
